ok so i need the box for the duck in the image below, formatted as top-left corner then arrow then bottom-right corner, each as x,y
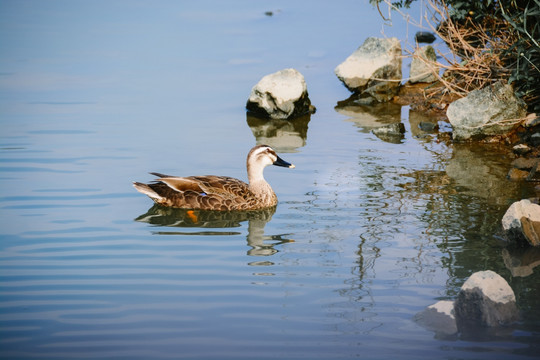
133,145 -> 295,211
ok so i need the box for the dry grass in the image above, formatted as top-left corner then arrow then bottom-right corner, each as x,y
426,0 -> 516,96
379,0 -> 520,99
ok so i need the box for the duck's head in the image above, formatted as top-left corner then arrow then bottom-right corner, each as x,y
248,145 -> 295,169
247,145 -> 294,182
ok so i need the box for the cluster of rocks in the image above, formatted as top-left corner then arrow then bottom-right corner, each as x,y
246,36 -> 441,119
246,36 -> 537,149
246,34 -> 539,235
244,35 -> 539,338
415,270 -> 519,338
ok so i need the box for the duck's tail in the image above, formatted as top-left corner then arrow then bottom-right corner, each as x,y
133,182 -> 163,201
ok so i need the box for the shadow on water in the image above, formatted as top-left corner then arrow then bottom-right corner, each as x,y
246,113 -> 311,153
135,204 -> 294,258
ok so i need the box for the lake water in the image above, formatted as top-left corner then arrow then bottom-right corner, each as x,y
1,1 -> 539,359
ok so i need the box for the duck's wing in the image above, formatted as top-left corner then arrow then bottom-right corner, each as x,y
156,175 -> 250,199
154,176 -> 206,194
135,174 -> 256,210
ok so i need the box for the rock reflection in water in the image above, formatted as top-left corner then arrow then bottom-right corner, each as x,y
246,113 -> 310,153
397,141 -> 537,297
400,143 -> 522,207
135,205 -> 293,258
502,245 -> 540,277
334,96 -> 402,133
446,144 -> 520,206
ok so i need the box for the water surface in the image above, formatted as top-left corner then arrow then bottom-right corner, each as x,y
1,1 -> 539,359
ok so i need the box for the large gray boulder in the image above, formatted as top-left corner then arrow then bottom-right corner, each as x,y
246,68 -> 314,120
409,45 -> 438,84
502,199 -> 540,246
446,81 -> 527,141
335,37 -> 402,102
454,270 -> 519,327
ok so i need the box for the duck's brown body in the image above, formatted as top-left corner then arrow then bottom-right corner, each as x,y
133,174 -> 277,211
133,145 -> 293,211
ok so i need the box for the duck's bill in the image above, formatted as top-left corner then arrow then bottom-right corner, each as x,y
273,155 -> 295,169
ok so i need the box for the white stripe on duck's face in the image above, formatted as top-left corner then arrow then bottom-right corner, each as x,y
246,145 -> 290,184
249,145 -> 294,168
248,145 -> 277,168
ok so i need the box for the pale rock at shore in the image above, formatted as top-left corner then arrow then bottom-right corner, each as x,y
409,45 -> 438,83
502,199 -> 540,246
334,37 -> 402,102
246,68 -> 314,120
454,270 -> 519,327
446,81 -> 527,141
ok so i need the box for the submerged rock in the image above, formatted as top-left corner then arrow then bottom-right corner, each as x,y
454,270 -> 519,327
502,199 -> 540,246
507,157 -> 540,181
511,157 -> 540,171
409,45 -> 438,84
371,122 -> 405,136
246,68 -> 315,120
418,121 -> 438,132
414,300 -> 457,337
446,82 -> 527,141
507,167 -> 531,181
334,37 -> 402,102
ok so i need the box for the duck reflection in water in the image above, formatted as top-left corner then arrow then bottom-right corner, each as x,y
135,204 -> 293,257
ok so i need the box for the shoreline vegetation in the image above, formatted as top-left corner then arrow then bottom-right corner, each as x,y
372,0 -> 540,156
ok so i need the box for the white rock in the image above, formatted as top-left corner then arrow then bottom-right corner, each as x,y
454,270 -> 519,327
502,199 -> 540,246
460,270 -> 515,303
502,199 -> 540,232
334,37 -> 402,102
246,68 -> 313,120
